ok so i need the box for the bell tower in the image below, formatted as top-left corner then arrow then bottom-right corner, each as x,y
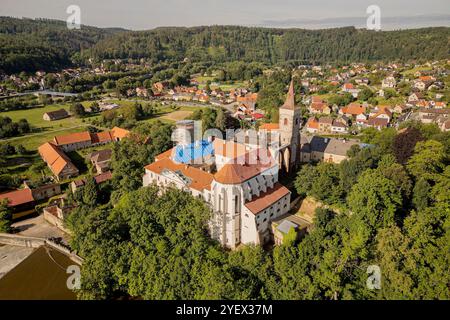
278,79 -> 301,171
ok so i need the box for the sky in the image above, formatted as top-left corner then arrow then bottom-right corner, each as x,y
0,0 -> 449,30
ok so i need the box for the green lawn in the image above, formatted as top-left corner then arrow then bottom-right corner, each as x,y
4,127 -> 91,150
3,152 -> 52,182
0,102 -> 102,150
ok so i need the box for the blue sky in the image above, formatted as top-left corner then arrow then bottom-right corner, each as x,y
1,0 -> 449,30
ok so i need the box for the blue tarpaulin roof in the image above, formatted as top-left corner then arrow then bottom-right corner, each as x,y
173,140 -> 214,164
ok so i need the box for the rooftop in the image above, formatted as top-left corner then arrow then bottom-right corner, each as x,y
244,183 -> 291,215
0,188 -> 34,207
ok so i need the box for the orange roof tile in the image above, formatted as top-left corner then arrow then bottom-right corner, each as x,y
92,131 -> 113,144
145,157 -> 213,191
237,93 -> 258,103
214,152 -> 275,185
342,103 -> 366,116
54,131 -> 92,146
38,142 -> 77,176
0,189 -> 34,207
111,127 -> 130,140
306,117 -> 319,129
259,123 -> 280,131
343,83 -> 355,89
155,148 -> 175,161
244,183 -> 291,215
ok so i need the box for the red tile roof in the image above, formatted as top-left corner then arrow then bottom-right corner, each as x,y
214,150 -> 275,185
38,142 -> 78,176
244,183 -> 290,215
341,103 -> 366,116
0,189 -> 34,207
111,127 -> 130,140
91,131 -> 113,144
259,123 -> 280,131
54,131 -> 92,146
94,171 -> 113,184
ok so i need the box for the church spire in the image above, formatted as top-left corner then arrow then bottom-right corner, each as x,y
280,79 -> 296,110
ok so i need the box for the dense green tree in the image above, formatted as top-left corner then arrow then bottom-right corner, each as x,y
392,127 -> 424,164
407,140 -> 446,181
0,199 -> 12,233
70,103 -> 86,118
347,170 -> 402,231
412,178 -> 430,211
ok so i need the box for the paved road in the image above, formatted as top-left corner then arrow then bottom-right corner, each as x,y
12,214 -> 69,244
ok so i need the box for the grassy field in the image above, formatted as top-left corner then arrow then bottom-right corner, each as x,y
3,126 -> 93,150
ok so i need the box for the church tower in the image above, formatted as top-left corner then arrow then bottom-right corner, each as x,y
278,79 -> 301,172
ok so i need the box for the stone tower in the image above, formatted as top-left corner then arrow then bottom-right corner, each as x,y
278,79 -> 301,172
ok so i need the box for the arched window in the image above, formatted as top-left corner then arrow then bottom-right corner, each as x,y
284,118 -> 288,126
234,195 -> 240,214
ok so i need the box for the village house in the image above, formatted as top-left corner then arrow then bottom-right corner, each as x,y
88,149 -> 112,174
53,127 -> 130,152
367,117 -> 389,130
393,104 -> 411,114
271,214 -> 309,245
70,171 -> 113,193
318,117 -> 333,133
43,108 -> 70,121
408,92 -> 424,104
309,101 -> 331,115
136,87 -> 150,98
417,108 -> 450,128
0,188 -> 35,218
414,76 -> 435,91
53,131 -> 94,152
331,119 -> 349,134
23,181 -> 62,201
369,105 -> 393,122
341,83 -> 360,98
38,142 -> 79,181
382,76 -> 397,88
339,103 -> 366,118
300,136 -> 360,164
236,93 -> 258,111
153,81 -> 170,93
305,117 -> 319,133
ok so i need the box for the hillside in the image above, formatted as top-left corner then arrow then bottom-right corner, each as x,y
0,17 -> 123,73
1,17 -> 449,74
85,25 -> 450,64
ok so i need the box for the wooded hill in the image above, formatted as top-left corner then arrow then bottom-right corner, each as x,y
1,17 -> 449,73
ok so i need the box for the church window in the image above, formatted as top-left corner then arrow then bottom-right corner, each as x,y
284,118 -> 288,126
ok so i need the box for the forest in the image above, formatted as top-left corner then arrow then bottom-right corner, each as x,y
1,17 -> 449,74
